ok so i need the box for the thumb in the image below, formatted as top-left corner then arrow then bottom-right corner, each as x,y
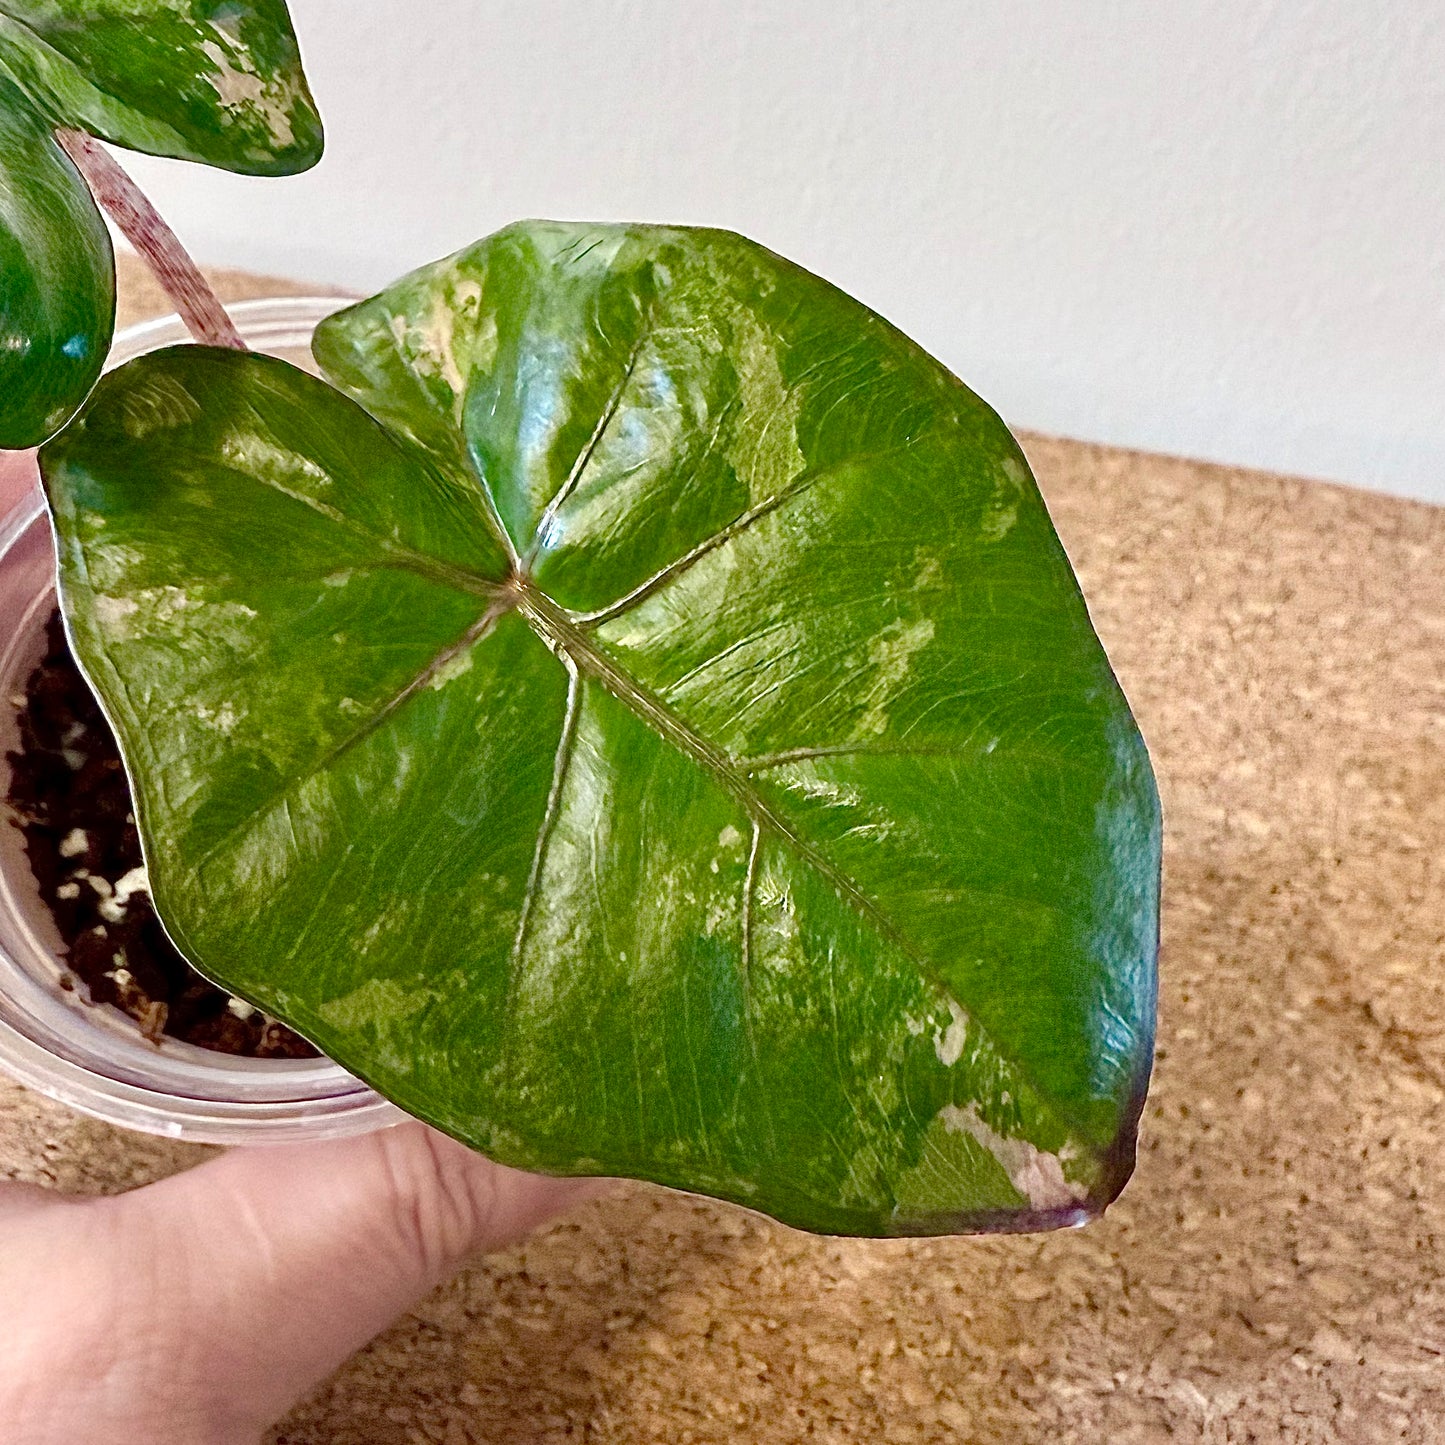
115,1122 -> 600,1437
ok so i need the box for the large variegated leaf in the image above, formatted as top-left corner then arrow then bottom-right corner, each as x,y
0,0 -> 321,174
0,73 -> 111,447
40,222 -> 1160,1236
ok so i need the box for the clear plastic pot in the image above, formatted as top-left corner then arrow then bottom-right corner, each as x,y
0,299 -> 404,1143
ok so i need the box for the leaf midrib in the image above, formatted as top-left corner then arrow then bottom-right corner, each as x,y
509,580 -> 1092,1142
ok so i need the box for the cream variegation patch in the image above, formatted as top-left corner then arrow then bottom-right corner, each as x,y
198,36 -> 296,148
937,1103 -> 1089,1211
855,616 -> 935,738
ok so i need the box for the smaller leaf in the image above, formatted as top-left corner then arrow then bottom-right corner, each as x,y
0,0 -> 322,175
0,74 -> 111,448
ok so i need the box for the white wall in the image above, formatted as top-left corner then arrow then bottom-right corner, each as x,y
118,1 -> 1445,503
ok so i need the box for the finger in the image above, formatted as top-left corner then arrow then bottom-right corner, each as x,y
108,1123 -> 601,1436
0,1178 -> 66,1220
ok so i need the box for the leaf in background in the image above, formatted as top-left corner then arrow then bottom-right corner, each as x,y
0,0 -> 318,443
0,0 -> 322,175
0,74 -> 111,447
41,223 -> 1161,1236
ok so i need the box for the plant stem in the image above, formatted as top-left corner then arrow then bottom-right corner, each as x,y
55,128 -> 245,351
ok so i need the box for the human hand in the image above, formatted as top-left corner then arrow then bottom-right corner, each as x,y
0,1122 -> 602,1444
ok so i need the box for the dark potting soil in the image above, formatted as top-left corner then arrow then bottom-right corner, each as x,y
3,610 -> 317,1058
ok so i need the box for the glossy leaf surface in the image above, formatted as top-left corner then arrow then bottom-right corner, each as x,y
41,223 -> 1160,1236
0,0 -> 321,174
0,75 -> 111,447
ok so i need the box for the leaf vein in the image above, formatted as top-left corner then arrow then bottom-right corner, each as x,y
526,315 -> 654,564
192,598 -> 510,871
503,661 -> 582,1019
575,441 -> 925,627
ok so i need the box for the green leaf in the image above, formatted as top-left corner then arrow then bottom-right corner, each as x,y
40,222 -> 1160,1236
0,74 -> 111,447
0,0 -> 321,175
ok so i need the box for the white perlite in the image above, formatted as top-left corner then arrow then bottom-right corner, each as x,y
110,866 -> 149,905
98,866 -> 150,924
58,828 -> 88,858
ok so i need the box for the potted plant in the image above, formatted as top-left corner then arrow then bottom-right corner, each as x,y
0,1 -> 1161,1236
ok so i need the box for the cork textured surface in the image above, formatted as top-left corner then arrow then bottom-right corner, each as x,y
1,258 -> 1441,1443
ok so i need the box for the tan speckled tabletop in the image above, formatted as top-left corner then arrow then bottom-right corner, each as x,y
3,258 -> 1443,1443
